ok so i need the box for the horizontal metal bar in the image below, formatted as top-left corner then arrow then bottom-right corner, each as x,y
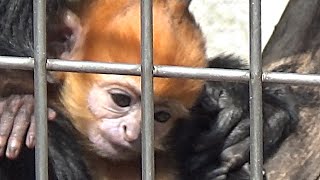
262,72 -> 320,85
48,58 -> 142,75
1,56 -> 320,85
0,56 -> 34,70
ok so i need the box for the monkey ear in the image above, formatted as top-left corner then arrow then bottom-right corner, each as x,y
174,0 -> 192,8
59,10 -> 84,61
161,0 -> 191,7
47,10 -> 84,83
182,0 -> 192,7
167,0 -> 192,17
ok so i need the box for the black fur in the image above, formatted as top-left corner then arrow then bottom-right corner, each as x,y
0,0 -> 90,179
174,55 -> 298,180
0,0 -> 67,57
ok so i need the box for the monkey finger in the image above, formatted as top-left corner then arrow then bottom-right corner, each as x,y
220,138 -> 250,170
225,163 -> 251,180
0,97 -> 7,116
204,166 -> 228,180
18,94 -> 56,121
25,108 -> 56,149
213,107 -> 243,135
6,98 -> 34,159
25,115 -> 36,149
0,98 -> 8,156
6,136 -> 23,160
194,107 -> 243,152
223,117 -> 250,149
48,108 -> 57,121
0,95 -> 23,156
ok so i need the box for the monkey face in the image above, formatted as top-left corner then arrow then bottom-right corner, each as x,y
74,75 -> 187,160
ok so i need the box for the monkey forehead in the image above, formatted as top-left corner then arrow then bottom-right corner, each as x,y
153,77 -> 204,108
96,74 -> 204,108
82,0 -> 206,68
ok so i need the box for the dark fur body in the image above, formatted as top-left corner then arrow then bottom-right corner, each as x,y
262,53 -> 320,179
174,56 -> 298,180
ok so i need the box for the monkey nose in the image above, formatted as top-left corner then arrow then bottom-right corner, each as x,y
121,123 -> 140,142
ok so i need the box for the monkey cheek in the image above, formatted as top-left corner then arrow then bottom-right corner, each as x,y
153,122 -> 175,151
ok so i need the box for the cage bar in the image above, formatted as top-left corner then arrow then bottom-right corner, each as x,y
0,1 -> 317,180
2,57 -> 320,85
140,0 -> 155,180
249,0 -> 263,180
33,0 -> 49,179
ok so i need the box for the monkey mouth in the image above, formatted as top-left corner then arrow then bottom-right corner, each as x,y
112,143 -> 141,159
96,142 -> 141,160
88,132 -> 141,160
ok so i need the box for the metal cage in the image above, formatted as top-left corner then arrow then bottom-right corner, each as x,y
0,0 -> 320,180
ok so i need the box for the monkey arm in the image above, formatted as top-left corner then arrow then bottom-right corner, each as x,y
0,70 -> 34,96
0,49 -> 63,160
0,0 -> 76,159
0,69 -> 62,159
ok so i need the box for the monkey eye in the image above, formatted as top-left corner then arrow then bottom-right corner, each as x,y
154,111 -> 171,123
110,93 -> 132,107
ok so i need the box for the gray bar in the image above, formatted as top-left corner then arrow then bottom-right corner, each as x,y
2,57 -> 320,85
263,72 -> 320,85
249,0 -> 263,180
154,65 -> 249,82
48,59 -> 142,75
33,0 -> 48,180
140,0 -> 155,180
0,56 -> 34,70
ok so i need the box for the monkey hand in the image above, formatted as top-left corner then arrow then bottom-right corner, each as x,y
185,82 -> 297,180
183,81 -> 248,180
0,94 -> 57,159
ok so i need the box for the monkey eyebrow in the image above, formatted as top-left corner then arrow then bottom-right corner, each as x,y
97,76 -> 141,94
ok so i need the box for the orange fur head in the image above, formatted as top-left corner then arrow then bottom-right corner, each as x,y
58,0 -> 207,138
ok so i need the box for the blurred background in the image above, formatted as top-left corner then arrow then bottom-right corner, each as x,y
189,0 -> 289,62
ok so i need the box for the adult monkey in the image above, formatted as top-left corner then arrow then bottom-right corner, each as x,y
0,0 -> 88,159
0,0 -> 90,179
262,0 -> 320,179
209,0 -> 320,179
180,0 -> 320,179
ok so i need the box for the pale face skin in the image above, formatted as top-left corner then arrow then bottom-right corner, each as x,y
85,75 -> 187,160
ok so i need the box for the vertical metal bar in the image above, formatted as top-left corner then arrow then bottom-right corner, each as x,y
140,0 -> 155,180
249,0 -> 263,180
33,0 -> 48,179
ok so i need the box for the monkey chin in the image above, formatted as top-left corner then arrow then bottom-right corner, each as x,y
88,130 -> 141,161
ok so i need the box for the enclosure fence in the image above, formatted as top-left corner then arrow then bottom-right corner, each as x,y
0,0 -> 320,180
